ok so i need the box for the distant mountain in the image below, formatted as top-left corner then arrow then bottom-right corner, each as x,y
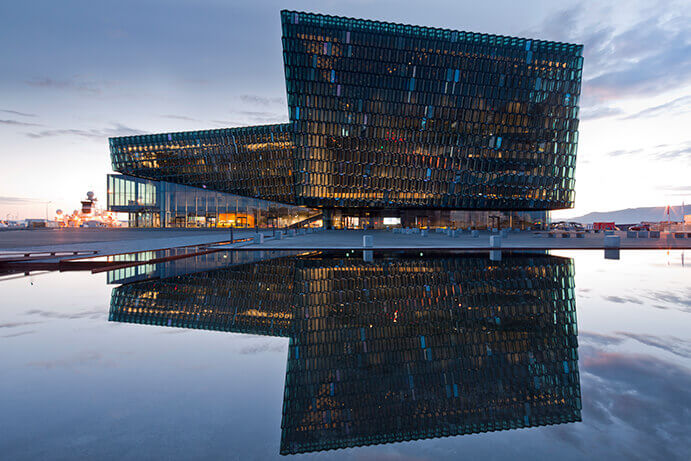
568,205 -> 688,224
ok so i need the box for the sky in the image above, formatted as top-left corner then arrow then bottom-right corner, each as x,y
0,0 -> 689,220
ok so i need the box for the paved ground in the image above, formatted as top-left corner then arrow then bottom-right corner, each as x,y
0,228 -> 274,256
1,228 -> 688,258
229,229 -> 691,250
0,228 -> 242,248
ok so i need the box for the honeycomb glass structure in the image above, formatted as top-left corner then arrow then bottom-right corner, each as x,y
108,10 -> 583,229
110,123 -> 295,204
110,251 -> 581,454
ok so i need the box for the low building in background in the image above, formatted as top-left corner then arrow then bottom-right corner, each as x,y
108,10 -> 583,229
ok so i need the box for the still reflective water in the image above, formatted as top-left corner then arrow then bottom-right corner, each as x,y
1,250 -> 689,460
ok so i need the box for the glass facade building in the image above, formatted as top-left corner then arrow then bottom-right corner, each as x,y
108,10 -> 583,229
107,174 -> 318,228
109,251 -> 581,454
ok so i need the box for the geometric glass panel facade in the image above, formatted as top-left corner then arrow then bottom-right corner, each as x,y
283,11 -> 582,210
108,11 -> 583,228
109,251 -> 581,454
110,123 -> 295,204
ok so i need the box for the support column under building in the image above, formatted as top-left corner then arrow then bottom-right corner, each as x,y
322,208 -> 334,229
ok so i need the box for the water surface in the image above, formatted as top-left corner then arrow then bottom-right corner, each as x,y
1,250 -> 688,460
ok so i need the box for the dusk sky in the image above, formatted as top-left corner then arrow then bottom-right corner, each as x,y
1,0 -> 689,220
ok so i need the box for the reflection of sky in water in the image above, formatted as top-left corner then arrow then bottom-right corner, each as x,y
1,250 -> 688,460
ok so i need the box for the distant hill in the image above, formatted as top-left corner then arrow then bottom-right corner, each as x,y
568,205 -> 688,224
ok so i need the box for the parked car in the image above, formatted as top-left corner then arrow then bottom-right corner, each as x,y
593,222 -> 617,231
629,224 -> 649,231
550,221 -> 584,232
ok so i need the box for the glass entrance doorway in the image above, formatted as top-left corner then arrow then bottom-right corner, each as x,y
343,216 -> 360,229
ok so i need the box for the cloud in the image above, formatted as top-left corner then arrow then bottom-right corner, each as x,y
602,295 -> 643,304
580,331 -> 625,347
25,77 -> 103,95
580,330 -> 691,358
643,287 -> 691,312
0,321 -> 42,328
522,4 -> 614,71
604,141 -> 691,161
160,114 -> 199,121
233,110 -> 285,123
25,123 -> 146,140
0,119 -> 42,127
617,332 -> 691,358
657,185 -> 691,196
578,349 -> 691,459
605,148 -> 643,157
2,330 -> 38,338
158,110 -> 285,130
653,142 -> 691,161
210,120 -> 240,127
623,95 -> 691,120
522,4 -> 583,42
239,341 -> 286,355
657,185 -> 691,192
24,308 -> 105,320
583,11 -> 691,102
527,2 -> 691,104
580,105 -> 624,120
210,118 -> 286,128
0,196 -> 46,205
237,110 -> 280,117
27,351 -> 116,369
239,94 -> 285,106
0,109 -> 36,117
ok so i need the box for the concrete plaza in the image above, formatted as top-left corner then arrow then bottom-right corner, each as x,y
225,229 -> 691,251
0,228 -> 271,256
0,228 -> 689,258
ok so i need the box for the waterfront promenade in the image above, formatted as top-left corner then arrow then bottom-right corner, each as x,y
0,228 -> 266,256
229,229 -> 691,250
1,228 -> 688,257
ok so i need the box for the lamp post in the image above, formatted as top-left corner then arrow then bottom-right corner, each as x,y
45,201 -> 52,221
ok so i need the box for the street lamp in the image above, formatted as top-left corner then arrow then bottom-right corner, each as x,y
45,201 -> 52,221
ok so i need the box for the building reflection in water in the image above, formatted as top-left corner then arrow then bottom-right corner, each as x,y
109,251 -> 581,455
